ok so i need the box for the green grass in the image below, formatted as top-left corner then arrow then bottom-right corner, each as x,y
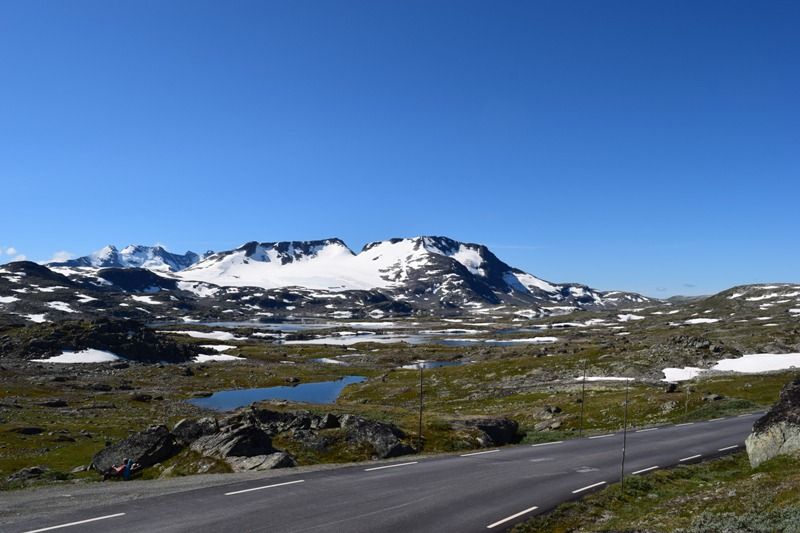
511,452 -> 800,532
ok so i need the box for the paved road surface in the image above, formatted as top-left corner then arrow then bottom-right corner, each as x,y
8,413 -> 760,533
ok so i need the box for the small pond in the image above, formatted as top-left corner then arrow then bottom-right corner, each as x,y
189,375 -> 366,411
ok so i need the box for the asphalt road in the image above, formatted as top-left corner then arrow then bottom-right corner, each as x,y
8,413 -> 760,533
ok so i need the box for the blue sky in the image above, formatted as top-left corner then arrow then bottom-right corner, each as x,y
1,1 -> 798,296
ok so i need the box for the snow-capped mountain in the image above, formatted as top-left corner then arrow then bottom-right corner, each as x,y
176,236 -> 653,310
6,236 -> 657,319
50,245 -> 206,273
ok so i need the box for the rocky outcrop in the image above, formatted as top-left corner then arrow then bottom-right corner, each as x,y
172,417 -> 218,446
746,378 -> 800,467
339,414 -> 414,458
91,425 -> 181,473
7,465 -> 49,482
2,319 -> 198,364
453,417 -> 523,447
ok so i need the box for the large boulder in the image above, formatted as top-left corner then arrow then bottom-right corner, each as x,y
455,417 -> 522,447
91,425 -> 181,473
746,378 -> 800,467
339,415 -> 414,459
190,422 -> 275,459
226,452 -> 297,471
172,417 -> 218,445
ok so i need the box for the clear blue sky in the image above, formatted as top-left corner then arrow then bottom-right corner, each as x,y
1,1 -> 798,296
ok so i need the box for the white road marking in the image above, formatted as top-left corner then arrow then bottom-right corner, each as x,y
718,445 -> 739,452
572,481 -> 606,494
680,454 -> 702,462
22,513 -> 126,533
632,466 -> 659,475
531,441 -> 563,447
738,413 -> 753,417
588,434 -> 614,439
486,505 -> 539,529
636,428 -> 658,433
461,449 -> 500,457
709,417 -> 725,422
675,422 -> 694,427
225,479 -> 305,496
364,461 -> 418,472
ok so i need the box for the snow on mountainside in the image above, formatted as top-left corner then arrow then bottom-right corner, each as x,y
22,236 -> 658,316
178,239 -> 388,291
176,236 -> 655,310
49,245 -> 206,273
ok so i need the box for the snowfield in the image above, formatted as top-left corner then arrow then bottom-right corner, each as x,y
161,330 -> 246,341
663,353 -> 800,381
32,349 -> 122,363
684,318 -> 720,325
194,354 -> 243,363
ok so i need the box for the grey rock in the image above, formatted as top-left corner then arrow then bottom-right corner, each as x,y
746,378 -> 800,467
172,417 -> 218,445
91,425 -> 180,473
7,465 -> 49,482
340,414 -> 414,458
190,423 -> 274,458
457,417 -> 522,446
226,452 -> 296,472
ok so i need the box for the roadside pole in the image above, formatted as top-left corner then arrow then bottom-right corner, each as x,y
418,364 -> 423,453
684,382 -> 690,419
620,378 -> 630,495
578,359 -> 587,438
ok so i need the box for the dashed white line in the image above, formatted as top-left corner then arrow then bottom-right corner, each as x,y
461,449 -> 500,457
572,481 -> 607,493
486,505 -> 539,529
636,428 -> 658,433
22,513 -> 126,533
718,445 -> 739,452
364,461 -> 418,472
225,479 -> 305,496
679,454 -> 702,462
709,417 -> 725,422
531,441 -> 563,447
632,466 -> 659,475
588,434 -> 615,439
675,422 -> 694,427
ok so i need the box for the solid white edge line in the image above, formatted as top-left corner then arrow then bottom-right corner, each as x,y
364,461 -> 419,472
709,417 -> 725,422
486,505 -> 540,529
738,413 -> 753,417
572,481 -> 607,494
718,445 -> 739,452
588,434 -> 614,439
636,428 -> 658,433
461,449 -> 500,457
531,441 -> 563,447
675,422 -> 694,427
679,454 -> 702,462
22,513 -> 126,533
225,479 -> 305,496
632,466 -> 659,475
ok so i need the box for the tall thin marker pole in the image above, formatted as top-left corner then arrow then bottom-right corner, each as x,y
418,364 -> 423,453
579,359 -> 587,438
620,378 -> 630,495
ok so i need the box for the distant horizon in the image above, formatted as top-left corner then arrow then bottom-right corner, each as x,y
2,2 -> 798,298
2,234 -> 794,300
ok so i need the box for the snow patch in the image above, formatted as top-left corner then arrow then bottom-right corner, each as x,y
32,349 -> 122,363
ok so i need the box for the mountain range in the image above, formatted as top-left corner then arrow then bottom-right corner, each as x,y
0,236 -> 658,322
